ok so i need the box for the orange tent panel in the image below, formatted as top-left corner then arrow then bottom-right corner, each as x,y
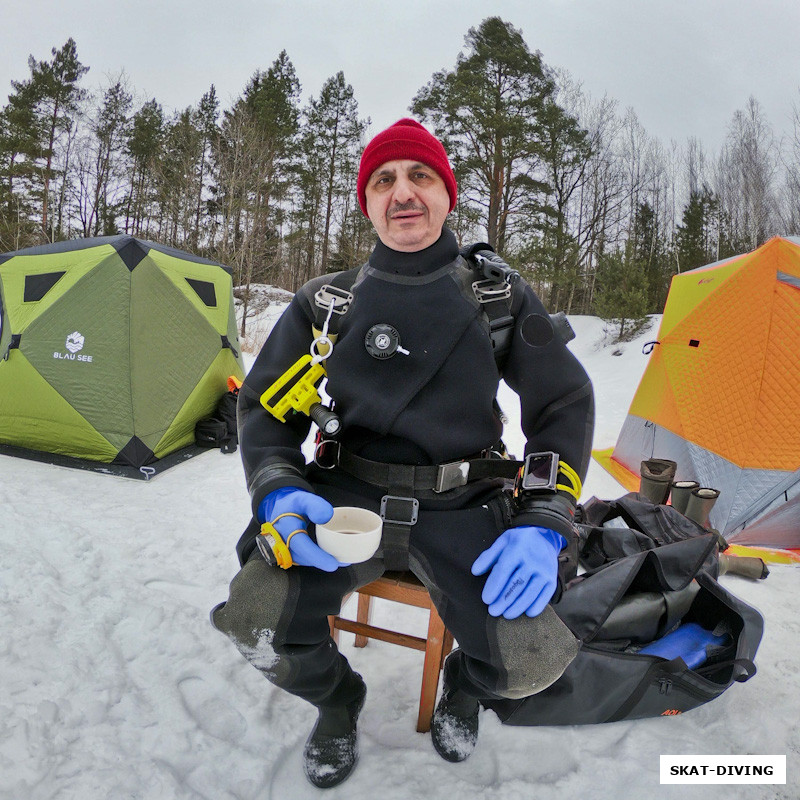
747,283 -> 800,470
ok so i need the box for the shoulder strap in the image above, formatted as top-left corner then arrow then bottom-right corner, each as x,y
461,243 -> 576,367
460,243 -> 518,370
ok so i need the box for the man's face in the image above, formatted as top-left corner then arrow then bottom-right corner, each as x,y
364,159 -> 451,252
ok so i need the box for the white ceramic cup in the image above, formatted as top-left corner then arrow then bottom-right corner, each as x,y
315,507 -> 383,563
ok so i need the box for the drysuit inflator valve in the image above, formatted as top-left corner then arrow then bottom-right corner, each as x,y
258,285 -> 352,437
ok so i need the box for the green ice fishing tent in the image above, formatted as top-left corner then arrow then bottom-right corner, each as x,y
0,235 -> 245,478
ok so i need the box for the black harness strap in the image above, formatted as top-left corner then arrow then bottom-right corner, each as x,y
381,463 -> 418,571
461,243 -> 519,369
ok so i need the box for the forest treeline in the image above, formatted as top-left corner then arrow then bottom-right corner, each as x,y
2,18 -> 799,337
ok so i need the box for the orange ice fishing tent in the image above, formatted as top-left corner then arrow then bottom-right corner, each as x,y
598,236 -> 800,548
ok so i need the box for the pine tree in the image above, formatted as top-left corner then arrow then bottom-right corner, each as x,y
125,99 -> 165,236
192,86 -> 219,247
676,187 -> 716,272
157,108 -> 203,245
292,72 -> 368,287
594,243 -> 650,340
533,98 -> 592,310
411,17 -> 557,253
0,79 -> 42,248
21,38 -> 89,239
214,51 -> 301,332
74,76 -> 132,236
632,201 -> 672,311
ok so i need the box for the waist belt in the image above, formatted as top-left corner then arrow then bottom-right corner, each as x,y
315,440 -> 522,493
315,441 -> 522,571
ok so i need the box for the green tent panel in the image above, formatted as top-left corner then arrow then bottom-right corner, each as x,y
0,236 -> 245,478
129,254 -> 224,450
0,350 -> 118,460
21,251 -> 133,439
154,348 -> 242,458
1,245 -> 113,333
147,247 -> 233,334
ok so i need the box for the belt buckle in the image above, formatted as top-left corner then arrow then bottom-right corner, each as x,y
380,495 -> 419,525
435,460 -> 470,493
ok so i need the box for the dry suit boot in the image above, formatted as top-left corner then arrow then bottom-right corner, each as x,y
684,487 -> 720,528
670,480 -> 699,515
639,459 -> 677,505
303,674 -> 366,789
430,683 -> 480,763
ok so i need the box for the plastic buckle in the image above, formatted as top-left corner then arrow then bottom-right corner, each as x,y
435,461 -> 471,493
314,284 -> 353,314
380,495 -> 419,526
472,279 -> 512,303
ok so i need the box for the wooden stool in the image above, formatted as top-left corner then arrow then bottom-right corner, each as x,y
328,571 -> 454,733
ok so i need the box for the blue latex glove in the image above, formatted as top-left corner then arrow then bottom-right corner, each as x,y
471,526 -> 565,619
639,622 -> 731,669
258,487 -> 346,572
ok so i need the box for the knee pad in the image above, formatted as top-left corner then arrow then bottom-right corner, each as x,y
493,606 -> 580,699
212,557 -> 291,651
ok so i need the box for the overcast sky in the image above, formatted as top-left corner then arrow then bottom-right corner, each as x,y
2,0 -> 800,154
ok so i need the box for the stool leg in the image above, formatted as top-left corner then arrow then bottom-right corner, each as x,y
354,593 -> 372,648
417,605 -> 449,733
328,615 -> 339,646
441,629 -> 454,665
329,591 -> 355,647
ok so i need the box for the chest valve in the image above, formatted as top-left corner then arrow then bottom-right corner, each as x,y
365,323 -> 410,359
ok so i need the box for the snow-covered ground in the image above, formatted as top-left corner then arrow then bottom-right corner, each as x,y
1,300 -> 796,800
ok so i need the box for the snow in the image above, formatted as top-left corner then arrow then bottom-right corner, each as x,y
1,300 -> 797,800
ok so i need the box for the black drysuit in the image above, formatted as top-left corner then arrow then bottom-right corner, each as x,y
213,228 -> 595,709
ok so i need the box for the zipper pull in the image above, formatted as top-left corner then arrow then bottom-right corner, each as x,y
659,678 -> 673,695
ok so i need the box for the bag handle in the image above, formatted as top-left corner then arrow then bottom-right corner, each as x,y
695,657 -> 757,683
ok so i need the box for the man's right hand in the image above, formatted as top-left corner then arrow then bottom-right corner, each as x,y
258,487 -> 348,571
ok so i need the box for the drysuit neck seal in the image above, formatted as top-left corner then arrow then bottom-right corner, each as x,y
369,227 -> 459,276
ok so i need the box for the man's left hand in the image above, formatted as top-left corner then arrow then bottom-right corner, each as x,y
471,526 -> 565,619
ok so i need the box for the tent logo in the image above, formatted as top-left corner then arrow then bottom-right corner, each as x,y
54,331 -> 93,363
65,331 -> 85,353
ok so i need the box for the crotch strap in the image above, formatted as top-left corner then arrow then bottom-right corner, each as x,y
381,463 -> 419,571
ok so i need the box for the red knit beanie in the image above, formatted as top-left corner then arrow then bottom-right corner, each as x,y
357,118 -> 457,217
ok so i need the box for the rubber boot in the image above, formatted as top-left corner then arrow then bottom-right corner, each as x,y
719,553 -> 769,580
684,487 -> 720,528
670,480 -> 699,515
303,673 -> 367,789
430,682 -> 480,763
639,459 -> 677,505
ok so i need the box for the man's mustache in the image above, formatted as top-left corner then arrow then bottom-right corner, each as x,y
388,202 -> 426,218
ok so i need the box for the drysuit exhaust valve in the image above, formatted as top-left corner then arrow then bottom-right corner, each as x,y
365,324 -> 409,359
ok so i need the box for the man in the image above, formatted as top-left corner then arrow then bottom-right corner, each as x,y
212,118 -> 594,788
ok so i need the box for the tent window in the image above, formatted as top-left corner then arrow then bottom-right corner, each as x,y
185,278 -> 217,307
689,339 -> 700,348
24,271 -> 66,302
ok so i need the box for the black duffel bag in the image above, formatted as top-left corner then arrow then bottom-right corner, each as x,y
482,535 -> 763,725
